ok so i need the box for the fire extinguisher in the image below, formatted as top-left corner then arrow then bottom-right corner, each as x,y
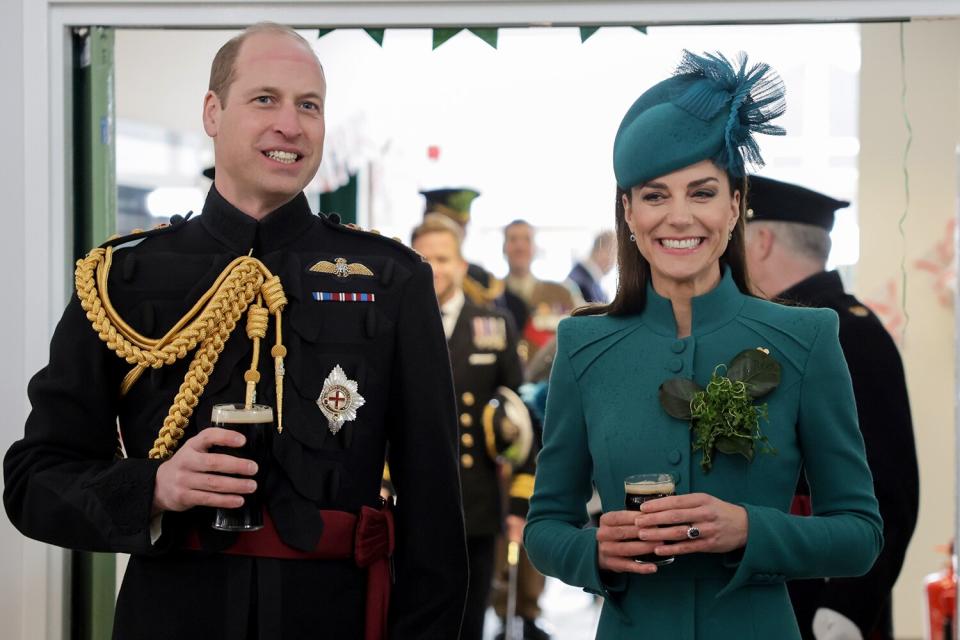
924,542 -> 956,640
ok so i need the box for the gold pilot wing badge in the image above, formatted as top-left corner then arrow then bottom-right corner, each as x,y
317,365 -> 365,434
309,257 -> 375,279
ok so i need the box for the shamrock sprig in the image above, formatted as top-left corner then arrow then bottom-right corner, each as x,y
659,348 -> 780,472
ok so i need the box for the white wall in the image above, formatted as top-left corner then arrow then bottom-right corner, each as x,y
859,20 -> 960,640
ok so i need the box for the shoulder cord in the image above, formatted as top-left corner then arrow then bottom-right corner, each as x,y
74,246 -> 288,460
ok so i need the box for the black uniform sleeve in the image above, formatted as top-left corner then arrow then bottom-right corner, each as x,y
385,261 -> 468,639
815,317 -> 919,634
4,296 -> 162,554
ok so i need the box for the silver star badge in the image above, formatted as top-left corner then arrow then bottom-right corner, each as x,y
317,365 -> 365,434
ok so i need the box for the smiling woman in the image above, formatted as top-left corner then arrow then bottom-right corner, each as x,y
522,50 -> 883,640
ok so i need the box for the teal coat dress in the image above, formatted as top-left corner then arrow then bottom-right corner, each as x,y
524,270 -> 882,640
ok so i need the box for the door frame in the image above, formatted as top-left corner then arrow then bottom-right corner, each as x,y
20,2 -> 960,639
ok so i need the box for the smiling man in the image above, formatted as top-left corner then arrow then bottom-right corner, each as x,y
4,23 -> 468,640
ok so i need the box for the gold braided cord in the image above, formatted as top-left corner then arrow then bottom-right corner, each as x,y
74,247 -> 288,460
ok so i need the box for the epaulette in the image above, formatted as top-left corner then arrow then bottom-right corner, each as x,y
97,211 -> 194,250
318,212 -> 423,263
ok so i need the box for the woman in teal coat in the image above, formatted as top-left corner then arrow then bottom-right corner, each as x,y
523,51 -> 882,640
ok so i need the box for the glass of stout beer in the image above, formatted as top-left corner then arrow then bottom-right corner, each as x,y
624,473 -> 676,565
209,403 -> 272,532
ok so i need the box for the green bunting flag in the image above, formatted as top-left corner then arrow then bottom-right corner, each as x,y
432,27 -> 463,49
468,28 -> 498,49
579,27 -> 599,43
364,28 -> 385,46
317,28 -> 334,39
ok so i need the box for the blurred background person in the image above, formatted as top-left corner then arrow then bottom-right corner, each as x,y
567,230 -> 616,304
503,220 -> 578,364
422,188 -> 529,333
412,215 -> 535,640
744,175 -> 919,640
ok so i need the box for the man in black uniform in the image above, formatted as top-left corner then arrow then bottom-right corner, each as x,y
411,214 -> 534,640
745,175 -> 919,640
4,23 -> 468,639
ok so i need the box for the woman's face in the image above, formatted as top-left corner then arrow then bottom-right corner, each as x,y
623,160 -> 740,295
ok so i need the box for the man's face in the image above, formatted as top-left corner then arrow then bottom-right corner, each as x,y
412,231 -> 468,304
503,223 -> 534,274
203,32 -> 326,215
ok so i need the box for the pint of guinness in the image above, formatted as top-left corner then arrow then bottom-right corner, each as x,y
210,403 -> 273,532
624,473 -> 676,565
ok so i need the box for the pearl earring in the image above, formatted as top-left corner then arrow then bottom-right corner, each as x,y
629,232 -> 636,242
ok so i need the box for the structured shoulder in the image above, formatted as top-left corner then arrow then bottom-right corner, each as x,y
97,212 -> 194,251
740,296 -> 837,338
318,213 -> 423,265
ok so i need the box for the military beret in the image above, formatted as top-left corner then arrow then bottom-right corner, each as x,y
613,51 -> 787,190
746,175 -> 849,232
420,188 -> 480,226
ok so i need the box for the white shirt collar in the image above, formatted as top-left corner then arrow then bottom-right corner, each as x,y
440,288 -> 465,340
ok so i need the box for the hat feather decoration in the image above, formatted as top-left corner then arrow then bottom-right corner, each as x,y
671,50 -> 786,177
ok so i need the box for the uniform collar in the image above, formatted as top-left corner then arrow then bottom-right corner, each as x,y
777,270 -> 843,306
640,267 -> 746,337
199,185 -> 315,255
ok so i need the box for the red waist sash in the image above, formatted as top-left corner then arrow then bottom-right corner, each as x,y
185,505 -> 395,640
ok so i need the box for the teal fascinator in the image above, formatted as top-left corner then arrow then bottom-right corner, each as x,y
613,51 -> 786,190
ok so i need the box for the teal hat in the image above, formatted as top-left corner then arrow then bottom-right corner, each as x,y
613,51 -> 786,189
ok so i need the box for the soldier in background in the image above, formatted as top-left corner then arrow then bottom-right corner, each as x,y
412,215 -> 535,640
744,175 -> 919,640
421,188 -> 529,333
566,230 -> 616,304
502,220 -> 577,364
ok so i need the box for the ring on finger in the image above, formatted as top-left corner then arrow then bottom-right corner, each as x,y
686,525 -> 701,540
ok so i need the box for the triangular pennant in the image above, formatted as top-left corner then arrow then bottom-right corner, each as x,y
317,28 -> 334,39
468,28 -> 498,49
432,27 -> 463,49
579,27 -> 599,43
364,28 -> 385,46
634,26 -> 648,35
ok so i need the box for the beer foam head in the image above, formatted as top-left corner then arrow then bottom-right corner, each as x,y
211,403 -> 273,424
624,479 -> 675,496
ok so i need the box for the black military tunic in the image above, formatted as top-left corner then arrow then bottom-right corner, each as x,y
446,295 -> 533,640
4,187 -> 469,639
782,270 -> 919,640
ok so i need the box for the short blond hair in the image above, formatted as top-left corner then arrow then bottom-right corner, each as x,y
411,213 -> 465,256
209,22 -> 321,106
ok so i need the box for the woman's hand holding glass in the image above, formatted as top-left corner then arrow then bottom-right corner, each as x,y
635,493 -> 748,557
597,493 -> 749,574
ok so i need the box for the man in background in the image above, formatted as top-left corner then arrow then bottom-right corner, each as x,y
502,220 -> 577,363
566,230 -> 615,304
421,188 -> 529,332
745,175 -> 919,640
412,215 -> 535,640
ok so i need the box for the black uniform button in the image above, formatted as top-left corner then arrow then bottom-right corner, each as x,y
667,358 -> 683,373
461,433 -> 474,448
668,449 -> 681,465
461,454 -> 474,469
460,413 -> 473,427
461,392 -> 475,407
671,340 -> 685,354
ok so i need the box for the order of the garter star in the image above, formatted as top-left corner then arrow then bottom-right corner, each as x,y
317,365 -> 366,434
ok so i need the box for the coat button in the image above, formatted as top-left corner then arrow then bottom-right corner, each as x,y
460,413 -> 473,427
667,358 -> 683,373
461,454 -> 474,468
667,449 -> 681,465
461,392 -> 475,407
671,340 -> 685,354
461,433 -> 474,448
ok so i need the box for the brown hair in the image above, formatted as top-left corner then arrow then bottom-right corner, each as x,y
209,23 -> 320,106
411,213 -> 466,257
573,173 -> 752,317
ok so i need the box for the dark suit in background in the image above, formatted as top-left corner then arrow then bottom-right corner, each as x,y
783,270 -> 919,640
